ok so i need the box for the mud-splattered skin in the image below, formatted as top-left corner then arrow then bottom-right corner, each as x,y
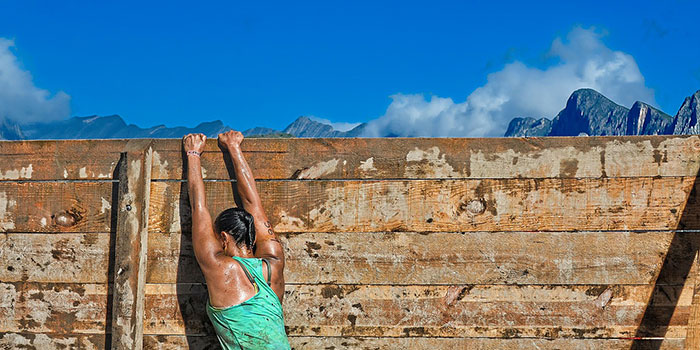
183,131 -> 289,350
3,135 -> 700,349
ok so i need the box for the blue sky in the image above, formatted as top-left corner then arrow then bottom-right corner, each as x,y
0,0 -> 698,136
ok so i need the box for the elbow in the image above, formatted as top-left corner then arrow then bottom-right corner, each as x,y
269,250 -> 286,264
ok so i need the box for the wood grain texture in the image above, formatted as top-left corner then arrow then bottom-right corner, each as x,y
142,283 -> 692,338
8,282 -> 689,340
0,140 -> 126,181
148,177 -> 695,234
147,231 -> 690,285
0,332 -> 107,350
0,233 -> 110,283
0,230 -> 685,286
0,230 -> 690,286
293,337 -> 683,350
683,256 -> 700,349
2,136 -> 700,349
141,335 -> 685,350
3,136 -> 700,181
0,283 -> 109,334
111,141 -> 152,350
0,182 -> 115,233
3,135 -> 699,183
141,135 -> 700,180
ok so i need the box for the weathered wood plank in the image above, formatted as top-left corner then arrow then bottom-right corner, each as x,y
147,231 -> 692,285
3,136 -> 699,181
1,230 -> 686,286
291,336 -> 683,350
683,253 -> 700,349
0,283 -> 109,334
148,177 -> 695,234
142,335 -> 685,350
2,136 -> 699,350
2,158 -> 697,236
0,233 -> 110,283
111,141 -> 152,350
0,333 -> 685,350
3,333 -> 673,350
2,135 -> 700,181
0,140 -> 126,181
142,283 -> 692,338
0,182 -> 114,233
0,332 -> 107,350
5,283 -> 688,340
140,135 -> 700,180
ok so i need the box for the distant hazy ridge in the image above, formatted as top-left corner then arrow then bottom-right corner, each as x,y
1,88 -> 699,140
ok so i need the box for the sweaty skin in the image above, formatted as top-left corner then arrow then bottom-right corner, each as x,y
183,131 -> 286,307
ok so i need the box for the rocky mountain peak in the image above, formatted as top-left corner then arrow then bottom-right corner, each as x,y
549,88 -> 630,136
504,88 -> 700,138
3,89 -> 700,140
283,116 -> 366,137
626,101 -> 672,135
671,90 -> 700,135
283,116 -> 342,137
504,117 -> 552,137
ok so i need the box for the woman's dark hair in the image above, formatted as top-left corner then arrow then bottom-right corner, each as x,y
215,208 -> 255,250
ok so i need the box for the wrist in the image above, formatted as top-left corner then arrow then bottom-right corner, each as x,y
227,143 -> 242,151
186,150 -> 201,157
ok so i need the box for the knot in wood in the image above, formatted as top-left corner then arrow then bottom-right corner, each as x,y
464,199 -> 486,215
594,288 -> 613,309
52,211 -> 77,227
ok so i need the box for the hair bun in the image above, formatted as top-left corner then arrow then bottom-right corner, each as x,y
214,207 -> 256,250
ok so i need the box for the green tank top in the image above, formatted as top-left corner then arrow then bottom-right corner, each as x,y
206,256 -> 291,350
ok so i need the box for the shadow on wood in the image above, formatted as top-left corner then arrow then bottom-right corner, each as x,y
104,156 -> 122,349
631,170 -> 700,349
176,150 -> 219,349
219,142 -> 244,209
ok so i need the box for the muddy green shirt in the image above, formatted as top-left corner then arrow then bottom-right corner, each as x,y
206,256 -> 290,350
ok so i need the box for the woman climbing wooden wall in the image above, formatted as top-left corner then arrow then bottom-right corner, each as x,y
2,136 -> 700,349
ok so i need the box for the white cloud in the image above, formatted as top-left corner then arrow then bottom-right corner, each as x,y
308,116 -> 361,132
0,38 -> 70,124
361,27 -> 655,137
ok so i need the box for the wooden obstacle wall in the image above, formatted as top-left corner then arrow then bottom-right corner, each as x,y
2,136 -> 700,349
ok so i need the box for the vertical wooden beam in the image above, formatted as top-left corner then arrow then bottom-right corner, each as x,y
111,140 -> 153,350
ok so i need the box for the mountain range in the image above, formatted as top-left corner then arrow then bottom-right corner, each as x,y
1,89 -> 699,140
505,88 -> 700,137
0,114 -> 366,140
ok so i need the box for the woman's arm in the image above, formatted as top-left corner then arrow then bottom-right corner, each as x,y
218,131 -> 285,299
218,131 -> 284,258
184,134 -> 224,271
